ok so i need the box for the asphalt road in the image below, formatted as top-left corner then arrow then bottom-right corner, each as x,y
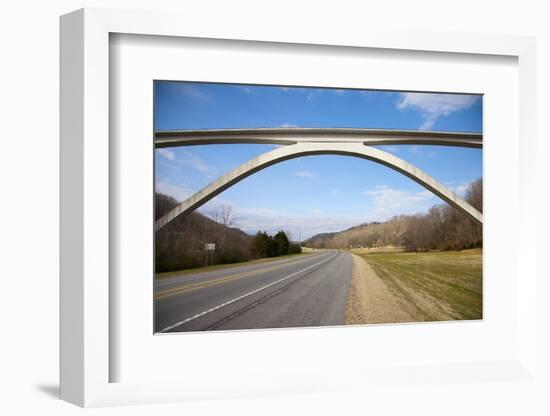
155,250 -> 352,333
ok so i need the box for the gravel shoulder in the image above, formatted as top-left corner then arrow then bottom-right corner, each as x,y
345,253 -> 415,324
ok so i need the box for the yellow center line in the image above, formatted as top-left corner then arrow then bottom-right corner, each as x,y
155,254 -> 325,301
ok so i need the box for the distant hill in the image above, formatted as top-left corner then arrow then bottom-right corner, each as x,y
304,231 -> 338,245
155,193 -> 252,272
304,222 -> 381,248
303,178 -> 482,251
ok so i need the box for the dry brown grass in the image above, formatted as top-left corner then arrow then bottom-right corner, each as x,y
346,249 -> 482,324
349,246 -> 404,255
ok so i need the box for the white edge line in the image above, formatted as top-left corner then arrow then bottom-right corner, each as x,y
158,251 -> 339,333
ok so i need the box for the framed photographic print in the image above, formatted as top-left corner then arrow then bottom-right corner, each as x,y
60,8 -> 538,408
152,82 -> 483,335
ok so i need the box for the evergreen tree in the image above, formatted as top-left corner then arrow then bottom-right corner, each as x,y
250,231 -> 272,258
273,231 -> 290,256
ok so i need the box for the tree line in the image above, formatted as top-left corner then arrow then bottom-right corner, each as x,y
155,193 -> 252,272
155,193 -> 302,273
400,179 -> 481,251
304,178 -> 482,252
250,230 -> 302,259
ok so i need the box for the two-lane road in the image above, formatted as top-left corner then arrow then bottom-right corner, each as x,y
155,250 -> 352,333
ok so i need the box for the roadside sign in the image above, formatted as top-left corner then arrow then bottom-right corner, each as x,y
204,243 -> 216,251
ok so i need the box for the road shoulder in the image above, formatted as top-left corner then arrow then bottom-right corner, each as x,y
345,253 -> 415,324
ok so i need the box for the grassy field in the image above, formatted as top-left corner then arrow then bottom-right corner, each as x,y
356,248 -> 482,322
155,252 -> 311,280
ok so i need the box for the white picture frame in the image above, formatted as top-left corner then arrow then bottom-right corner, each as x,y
60,8 -> 538,407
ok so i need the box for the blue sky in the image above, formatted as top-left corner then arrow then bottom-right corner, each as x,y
155,82 -> 482,240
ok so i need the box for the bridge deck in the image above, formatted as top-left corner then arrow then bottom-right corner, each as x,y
155,128 -> 482,148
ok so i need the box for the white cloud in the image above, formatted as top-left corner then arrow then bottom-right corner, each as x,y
176,150 -> 217,176
407,145 -> 435,157
276,86 -> 321,101
449,181 -> 469,196
397,93 -> 479,130
360,91 -> 376,99
279,122 -> 299,128
228,206 -> 367,240
376,145 -> 401,154
294,170 -> 317,178
157,148 -> 175,161
306,91 -> 319,101
237,86 -> 254,94
362,185 -> 437,218
156,181 -> 194,202
200,196 -> 236,218
173,84 -> 210,103
277,87 -> 307,93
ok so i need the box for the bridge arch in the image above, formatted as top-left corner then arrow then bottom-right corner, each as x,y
155,142 -> 482,231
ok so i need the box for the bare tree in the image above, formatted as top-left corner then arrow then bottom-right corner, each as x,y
217,204 -> 234,254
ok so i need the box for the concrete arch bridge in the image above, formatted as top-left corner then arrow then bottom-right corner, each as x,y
154,128 -> 482,232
